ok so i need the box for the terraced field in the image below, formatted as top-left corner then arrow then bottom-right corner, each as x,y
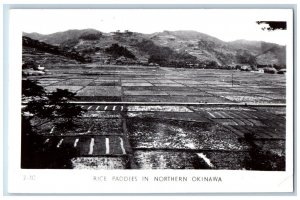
25,65 -> 286,170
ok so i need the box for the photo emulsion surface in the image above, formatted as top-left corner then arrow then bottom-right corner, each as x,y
20,9 -> 289,171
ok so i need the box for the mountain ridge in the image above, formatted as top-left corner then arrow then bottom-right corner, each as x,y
23,29 -> 286,68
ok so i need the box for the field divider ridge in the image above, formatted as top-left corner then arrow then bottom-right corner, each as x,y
67,101 -> 286,107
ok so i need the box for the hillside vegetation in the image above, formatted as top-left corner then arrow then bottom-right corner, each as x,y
23,29 -> 286,69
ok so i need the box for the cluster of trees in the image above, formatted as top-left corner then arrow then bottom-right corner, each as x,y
22,79 -> 85,168
113,30 -> 134,36
60,38 -> 80,48
22,79 -> 86,132
79,32 -> 102,40
136,39 -> 199,68
236,50 -> 257,65
22,60 -> 40,70
256,64 -> 286,70
105,43 -> 136,60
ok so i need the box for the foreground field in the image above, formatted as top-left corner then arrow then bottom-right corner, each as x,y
24,65 -> 286,170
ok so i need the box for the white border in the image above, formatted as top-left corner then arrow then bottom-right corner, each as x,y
6,8 -> 294,194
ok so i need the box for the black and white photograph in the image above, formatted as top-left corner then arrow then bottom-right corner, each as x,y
20,9 -> 289,170
5,7 -> 294,194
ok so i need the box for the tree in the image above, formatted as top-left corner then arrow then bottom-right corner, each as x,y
22,80 -> 85,125
48,89 -> 85,132
22,79 -> 46,97
21,80 -> 85,168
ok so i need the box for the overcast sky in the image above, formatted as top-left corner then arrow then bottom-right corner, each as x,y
11,9 -> 292,45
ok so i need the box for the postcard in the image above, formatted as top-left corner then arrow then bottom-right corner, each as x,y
6,7 -> 294,194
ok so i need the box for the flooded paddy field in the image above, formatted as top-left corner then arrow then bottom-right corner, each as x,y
24,65 -> 286,170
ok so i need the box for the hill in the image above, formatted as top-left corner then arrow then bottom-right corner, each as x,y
229,40 -> 286,66
22,36 -> 91,65
23,29 -> 286,68
23,29 -> 103,46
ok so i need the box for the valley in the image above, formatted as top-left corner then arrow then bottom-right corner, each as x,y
21,29 -> 287,170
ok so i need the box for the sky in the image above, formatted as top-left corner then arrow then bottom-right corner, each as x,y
11,9 -> 293,45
